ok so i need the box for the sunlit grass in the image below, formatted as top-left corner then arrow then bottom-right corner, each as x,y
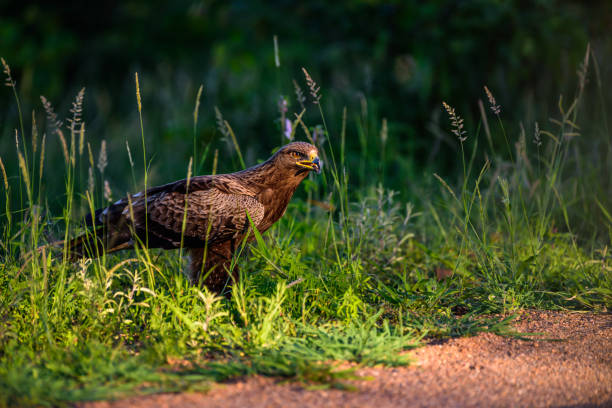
0,46 -> 610,406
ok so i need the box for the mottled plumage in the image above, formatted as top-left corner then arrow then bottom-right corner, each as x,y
68,142 -> 321,292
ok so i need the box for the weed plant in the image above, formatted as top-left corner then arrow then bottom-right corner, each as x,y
0,46 -> 610,406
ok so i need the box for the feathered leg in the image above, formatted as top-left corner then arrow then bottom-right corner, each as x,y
189,241 -> 238,294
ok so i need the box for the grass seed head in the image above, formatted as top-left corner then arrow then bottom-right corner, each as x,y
380,118 -> 388,146
293,79 -> 306,110
57,129 -> 69,164
40,95 -> 63,133
484,86 -> 501,115
442,101 -> 467,142
193,84 -> 203,126
126,140 -> 134,168
104,179 -> 112,202
0,156 -> 8,190
68,87 -> 85,134
302,67 -> 321,104
97,140 -> 108,174
31,110 -> 38,155
88,166 -> 94,193
214,106 -> 229,138
87,142 -> 94,168
1,57 -> 15,88
273,35 -> 280,68
534,122 -> 542,146
135,72 -> 142,112
17,151 -> 31,201
79,122 -> 85,157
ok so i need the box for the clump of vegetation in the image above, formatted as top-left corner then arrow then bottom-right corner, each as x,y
0,44 -> 610,406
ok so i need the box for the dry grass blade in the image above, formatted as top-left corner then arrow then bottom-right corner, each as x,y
179,156 -> 194,252
212,148 -> 218,175
478,99 -> 493,151
0,156 -> 8,190
79,122 -> 85,157
126,140 -> 134,168
87,142 -> 94,168
433,173 -> 459,203
224,120 -> 245,169
39,133 -> 46,183
17,151 -> 31,202
293,111 -> 313,144
57,129 -> 69,164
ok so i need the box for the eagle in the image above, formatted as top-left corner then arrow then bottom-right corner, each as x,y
68,141 -> 321,293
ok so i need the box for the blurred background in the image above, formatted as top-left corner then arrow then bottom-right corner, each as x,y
0,0 -> 610,211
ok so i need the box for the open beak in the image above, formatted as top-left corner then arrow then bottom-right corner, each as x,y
297,156 -> 322,174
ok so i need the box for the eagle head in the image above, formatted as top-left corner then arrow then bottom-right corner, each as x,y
275,141 -> 321,175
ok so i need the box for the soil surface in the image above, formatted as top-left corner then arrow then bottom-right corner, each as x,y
84,310 -> 612,408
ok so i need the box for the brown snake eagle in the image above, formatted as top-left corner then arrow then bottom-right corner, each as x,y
68,142 -> 321,293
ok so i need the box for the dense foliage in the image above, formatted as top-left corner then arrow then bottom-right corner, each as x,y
1,1 -> 610,188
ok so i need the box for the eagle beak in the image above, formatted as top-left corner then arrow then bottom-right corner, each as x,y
297,155 -> 322,174
312,157 -> 321,174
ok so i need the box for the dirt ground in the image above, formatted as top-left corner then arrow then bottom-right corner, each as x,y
85,310 -> 612,408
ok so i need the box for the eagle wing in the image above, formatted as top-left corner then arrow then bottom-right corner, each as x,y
89,175 -> 265,250
140,188 -> 265,248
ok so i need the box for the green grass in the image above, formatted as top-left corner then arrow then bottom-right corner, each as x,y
0,48 -> 611,407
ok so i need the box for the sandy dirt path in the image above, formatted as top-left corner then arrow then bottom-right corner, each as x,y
85,310 -> 612,408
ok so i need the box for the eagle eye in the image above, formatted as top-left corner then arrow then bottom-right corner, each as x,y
289,151 -> 302,159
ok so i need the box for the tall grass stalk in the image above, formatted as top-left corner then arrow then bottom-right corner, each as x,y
134,72 -> 156,290
193,84 -> 204,173
2,59 -> 26,167
302,67 -> 353,277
